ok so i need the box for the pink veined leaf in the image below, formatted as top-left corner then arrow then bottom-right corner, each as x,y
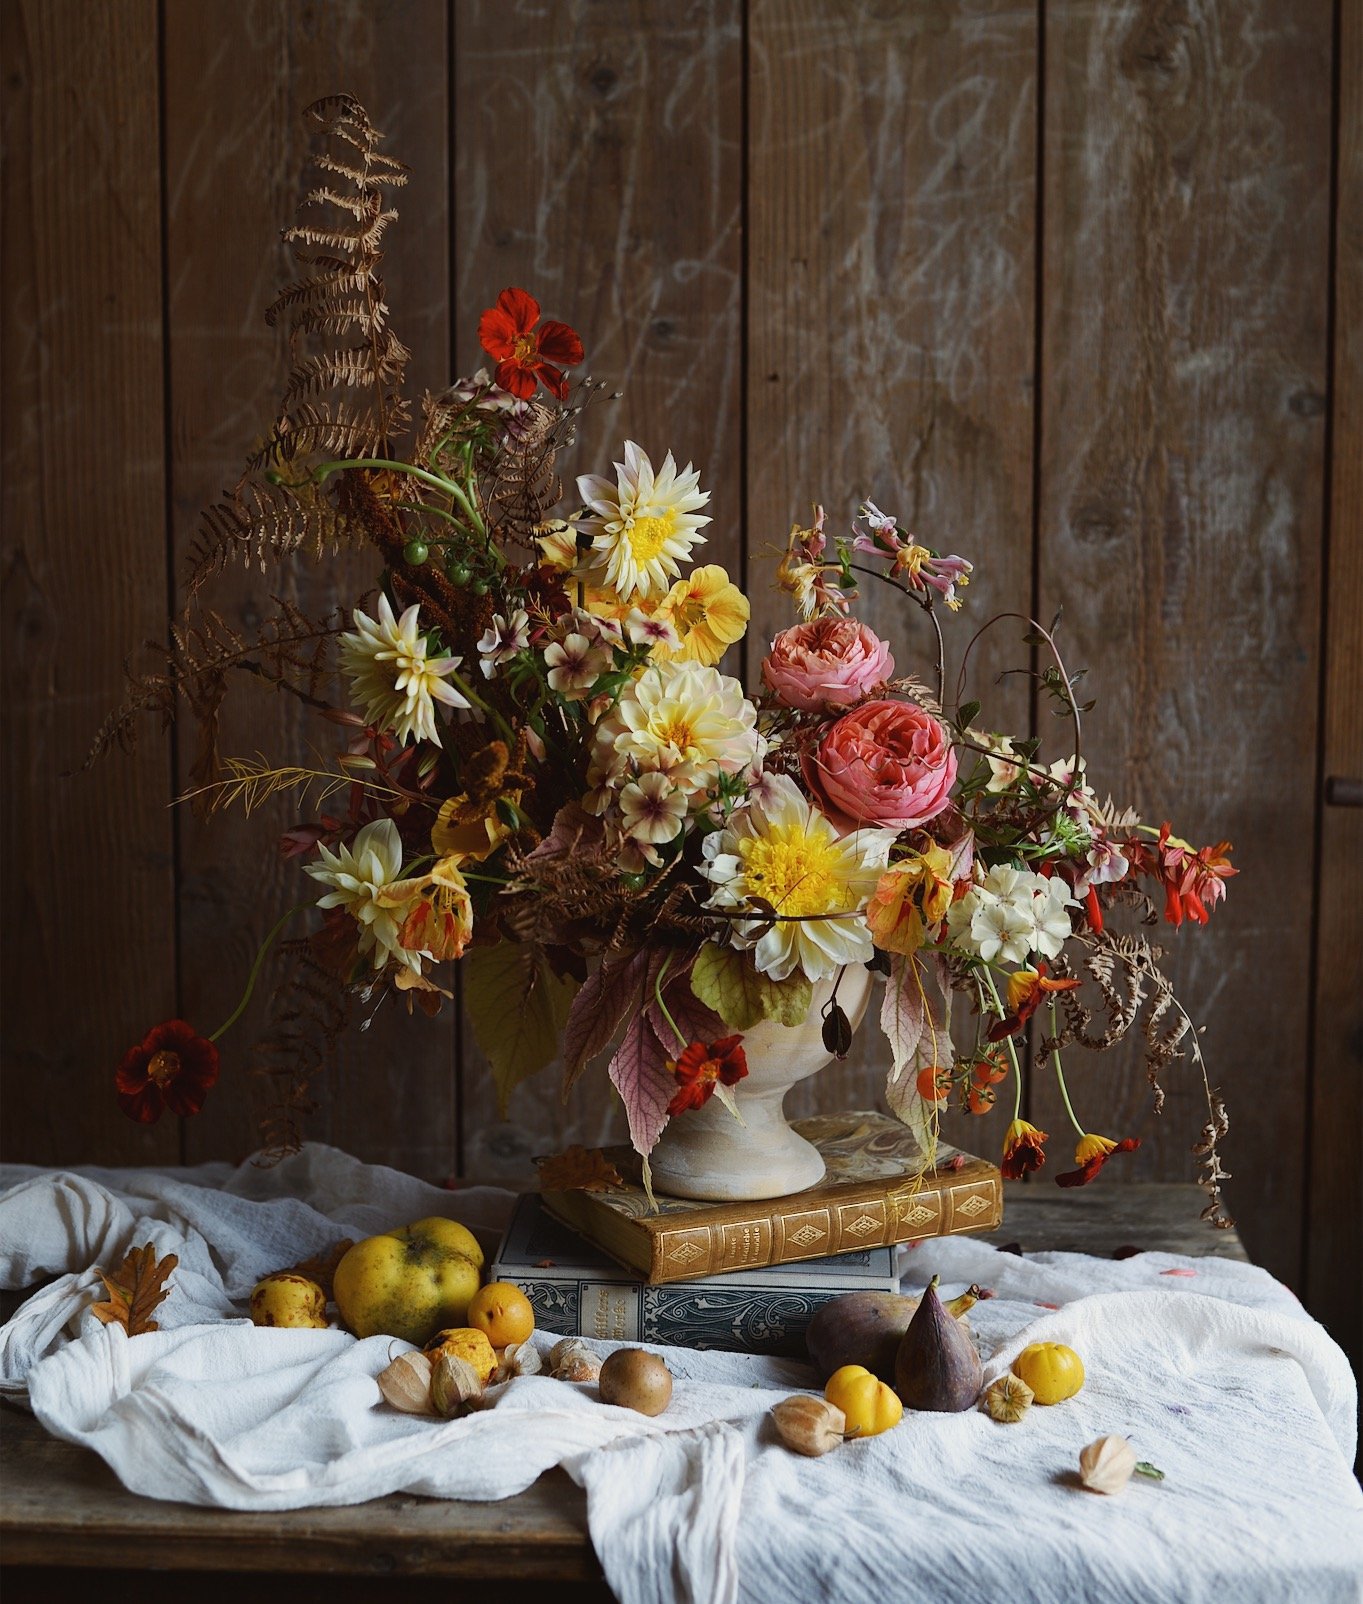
524,802 -> 604,864
646,965 -> 726,1060
881,952 -> 953,1126
561,947 -> 653,1094
608,1010 -> 677,1158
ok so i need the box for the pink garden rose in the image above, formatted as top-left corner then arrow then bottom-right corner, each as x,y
762,618 -> 894,711
808,698 -> 958,831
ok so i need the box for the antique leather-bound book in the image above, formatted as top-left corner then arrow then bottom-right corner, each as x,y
540,1110 -> 1003,1286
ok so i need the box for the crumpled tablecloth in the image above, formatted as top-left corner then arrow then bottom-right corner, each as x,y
2,1144 -> 1360,1604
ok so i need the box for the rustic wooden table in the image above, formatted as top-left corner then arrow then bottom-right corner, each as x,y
0,1184 -> 1247,1603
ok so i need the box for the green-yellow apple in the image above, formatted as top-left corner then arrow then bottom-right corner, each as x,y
333,1216 -> 484,1344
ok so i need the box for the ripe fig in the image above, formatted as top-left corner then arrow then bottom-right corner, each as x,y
806,1291 -> 920,1383
894,1275 -> 983,1413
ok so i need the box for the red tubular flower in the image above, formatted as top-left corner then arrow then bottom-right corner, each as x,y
1001,1118 -> 1049,1179
477,287 -> 584,400
666,1036 -> 748,1116
1056,1134 -> 1141,1188
115,1020 -> 220,1124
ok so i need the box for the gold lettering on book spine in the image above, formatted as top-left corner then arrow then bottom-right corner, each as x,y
719,1221 -> 771,1270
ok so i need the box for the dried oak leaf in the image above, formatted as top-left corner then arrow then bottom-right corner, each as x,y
286,1238 -> 354,1301
91,1244 -> 178,1335
536,1145 -> 624,1193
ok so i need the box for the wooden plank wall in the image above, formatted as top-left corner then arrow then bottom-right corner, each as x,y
2,0 -> 1357,1372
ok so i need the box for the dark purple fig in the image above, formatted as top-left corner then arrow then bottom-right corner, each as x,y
894,1275 -> 983,1412
806,1291 -> 919,1383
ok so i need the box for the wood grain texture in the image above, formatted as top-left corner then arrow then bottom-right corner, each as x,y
163,0 -> 455,1174
1305,0 -> 1362,1411
746,0 -> 1037,1159
453,0 -> 744,1182
0,0 -> 179,1167
1031,0 -> 1333,1284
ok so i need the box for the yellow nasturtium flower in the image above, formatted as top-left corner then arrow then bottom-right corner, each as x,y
649,564 -> 750,666
866,843 -> 955,955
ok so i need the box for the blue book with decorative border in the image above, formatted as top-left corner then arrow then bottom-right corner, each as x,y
490,1192 -> 899,1356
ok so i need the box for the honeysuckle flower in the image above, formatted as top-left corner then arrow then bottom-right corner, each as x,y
1056,1133 -> 1141,1188
1001,1118 -> 1049,1179
477,286 -> 584,400
376,854 -> 474,963
851,503 -> 973,610
544,632 -> 613,700
650,565 -> 750,666
304,818 -> 422,973
477,608 -> 531,678
115,1019 -> 220,1124
576,441 -> 711,600
443,367 -> 518,413
340,595 -> 470,746
625,607 -> 683,652
699,773 -> 897,981
588,659 -> 764,805
618,772 -> 688,846
776,506 -> 850,619
866,844 -> 954,955
666,1036 -> 748,1117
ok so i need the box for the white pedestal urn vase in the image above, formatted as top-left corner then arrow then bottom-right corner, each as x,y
648,963 -> 875,1202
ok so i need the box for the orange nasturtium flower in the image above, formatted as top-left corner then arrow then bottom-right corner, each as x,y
987,964 -> 1082,1042
1056,1133 -> 1141,1188
478,287 -> 584,400
666,1036 -> 748,1117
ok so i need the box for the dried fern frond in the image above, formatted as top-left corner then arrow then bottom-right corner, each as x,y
259,95 -> 411,466
184,477 -> 373,597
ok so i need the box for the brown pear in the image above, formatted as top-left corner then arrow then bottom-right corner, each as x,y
894,1275 -> 983,1413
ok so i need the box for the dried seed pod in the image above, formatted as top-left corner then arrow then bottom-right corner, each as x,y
770,1395 -> 847,1457
894,1275 -> 983,1413
1078,1435 -> 1138,1494
981,1374 -> 1034,1424
493,1339 -> 543,1384
548,1338 -> 602,1383
430,1352 -> 485,1418
821,1001 -> 853,1059
376,1350 -> 435,1415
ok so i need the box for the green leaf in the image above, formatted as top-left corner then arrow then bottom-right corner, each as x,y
465,944 -> 579,1117
1134,1461 -> 1166,1481
689,943 -> 813,1031
957,699 -> 981,730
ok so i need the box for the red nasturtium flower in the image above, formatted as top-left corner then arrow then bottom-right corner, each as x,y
1056,1133 -> 1141,1188
1001,1118 -> 1049,1179
115,1020 -> 220,1124
666,1036 -> 748,1117
478,287 -> 584,400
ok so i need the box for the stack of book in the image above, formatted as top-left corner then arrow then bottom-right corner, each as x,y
490,1111 -> 1003,1356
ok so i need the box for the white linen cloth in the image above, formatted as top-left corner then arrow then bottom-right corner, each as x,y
2,1145 -> 1360,1604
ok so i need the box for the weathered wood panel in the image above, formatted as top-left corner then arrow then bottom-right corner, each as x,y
1306,0 -> 1362,1412
1031,0 -> 1333,1283
0,0 -> 178,1167
746,0 -> 1038,1161
453,0 -> 745,1182
163,0 -> 454,1174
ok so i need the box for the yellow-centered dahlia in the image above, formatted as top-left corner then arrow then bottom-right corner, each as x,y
700,775 -> 898,981
587,659 -> 763,804
650,565 -> 750,666
340,595 -> 469,746
575,441 -> 710,601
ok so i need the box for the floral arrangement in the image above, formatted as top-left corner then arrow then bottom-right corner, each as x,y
98,99 -> 1234,1222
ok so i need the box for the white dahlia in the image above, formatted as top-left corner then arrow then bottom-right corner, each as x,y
575,440 -> 711,600
699,774 -> 898,982
303,818 -> 421,973
587,659 -> 763,804
340,595 -> 470,745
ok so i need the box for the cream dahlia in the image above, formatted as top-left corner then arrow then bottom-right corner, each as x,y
575,441 -> 710,600
340,595 -> 470,745
587,658 -> 763,805
303,818 -> 421,973
699,774 -> 898,981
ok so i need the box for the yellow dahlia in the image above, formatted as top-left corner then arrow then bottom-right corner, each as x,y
340,595 -> 469,746
700,775 -> 898,981
575,441 -> 710,601
587,658 -> 763,804
650,565 -> 750,666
